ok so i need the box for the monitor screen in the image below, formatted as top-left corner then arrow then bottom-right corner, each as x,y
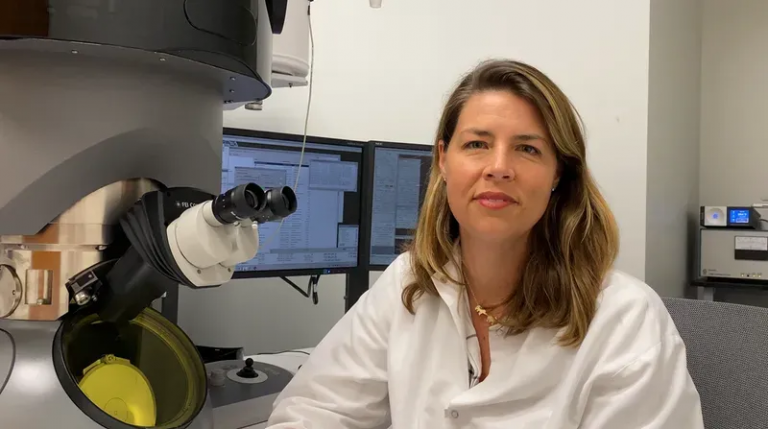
369,144 -> 433,267
222,130 -> 364,277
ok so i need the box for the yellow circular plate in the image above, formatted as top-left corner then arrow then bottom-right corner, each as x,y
79,354 -> 157,427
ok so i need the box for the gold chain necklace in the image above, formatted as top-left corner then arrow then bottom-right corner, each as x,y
459,254 -> 508,326
465,285 -> 504,326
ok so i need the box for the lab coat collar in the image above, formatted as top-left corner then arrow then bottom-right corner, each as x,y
431,246 -> 471,349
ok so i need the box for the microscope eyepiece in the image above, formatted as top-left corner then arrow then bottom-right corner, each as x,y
253,186 -> 298,223
212,183 -> 266,225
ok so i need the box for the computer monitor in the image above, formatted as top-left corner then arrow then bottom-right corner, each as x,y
364,141 -> 433,268
222,129 -> 365,278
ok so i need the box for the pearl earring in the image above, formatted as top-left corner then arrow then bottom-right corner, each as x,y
551,187 -> 556,192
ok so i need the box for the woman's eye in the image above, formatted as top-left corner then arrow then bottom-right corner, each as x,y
519,144 -> 540,155
463,140 -> 487,149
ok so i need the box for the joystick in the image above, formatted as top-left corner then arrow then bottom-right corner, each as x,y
237,358 -> 259,379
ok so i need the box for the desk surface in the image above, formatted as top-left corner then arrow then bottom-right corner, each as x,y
241,348 -> 314,429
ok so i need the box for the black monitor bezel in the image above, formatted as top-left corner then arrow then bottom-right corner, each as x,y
361,140 -> 434,271
222,128 -> 367,279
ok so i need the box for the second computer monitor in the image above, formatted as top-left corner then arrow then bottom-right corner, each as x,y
367,141 -> 433,268
222,129 -> 365,278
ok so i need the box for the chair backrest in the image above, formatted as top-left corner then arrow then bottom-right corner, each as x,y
663,297 -> 768,429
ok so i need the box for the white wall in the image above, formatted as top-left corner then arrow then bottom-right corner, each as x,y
644,0 -> 702,297
179,275 -> 347,353
700,0 -> 768,206
180,0 -> 652,353
699,0 -> 768,305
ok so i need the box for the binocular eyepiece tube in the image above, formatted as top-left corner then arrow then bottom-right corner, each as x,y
212,183 -> 298,225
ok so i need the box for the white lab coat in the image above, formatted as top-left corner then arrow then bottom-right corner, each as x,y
266,253 -> 705,429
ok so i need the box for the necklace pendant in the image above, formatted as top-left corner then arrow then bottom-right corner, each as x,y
474,305 -> 487,317
474,304 -> 497,325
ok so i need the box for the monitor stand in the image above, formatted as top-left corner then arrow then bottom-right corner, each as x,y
345,269 -> 370,312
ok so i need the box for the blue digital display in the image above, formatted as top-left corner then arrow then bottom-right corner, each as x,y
729,209 -> 751,224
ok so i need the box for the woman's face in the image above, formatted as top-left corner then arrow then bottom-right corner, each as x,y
438,90 -> 559,244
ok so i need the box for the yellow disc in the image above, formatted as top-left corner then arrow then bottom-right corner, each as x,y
78,354 -> 157,427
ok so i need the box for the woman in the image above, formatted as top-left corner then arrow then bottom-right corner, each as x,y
267,60 -> 704,428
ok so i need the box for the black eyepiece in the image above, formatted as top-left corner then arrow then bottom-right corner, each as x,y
212,183 -> 266,225
253,186 -> 298,223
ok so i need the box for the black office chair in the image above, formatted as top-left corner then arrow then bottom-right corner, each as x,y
664,298 -> 768,429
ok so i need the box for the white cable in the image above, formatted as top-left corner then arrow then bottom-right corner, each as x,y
260,2 -> 315,250
295,1 -> 314,190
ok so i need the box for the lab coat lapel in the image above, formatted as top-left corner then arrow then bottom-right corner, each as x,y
432,260 -> 469,345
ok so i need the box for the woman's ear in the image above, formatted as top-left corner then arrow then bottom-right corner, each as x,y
551,176 -> 560,192
553,163 -> 562,190
438,140 -> 447,178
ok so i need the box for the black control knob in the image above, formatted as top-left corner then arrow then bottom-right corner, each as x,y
236,358 -> 258,379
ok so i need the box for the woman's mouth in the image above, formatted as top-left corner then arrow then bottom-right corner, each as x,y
474,192 -> 516,209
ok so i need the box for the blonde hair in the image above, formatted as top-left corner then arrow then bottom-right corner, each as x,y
403,59 -> 619,347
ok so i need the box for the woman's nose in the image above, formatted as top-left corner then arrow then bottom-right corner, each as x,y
484,153 -> 514,180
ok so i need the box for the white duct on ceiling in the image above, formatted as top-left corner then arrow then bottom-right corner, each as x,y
271,0 -> 310,88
